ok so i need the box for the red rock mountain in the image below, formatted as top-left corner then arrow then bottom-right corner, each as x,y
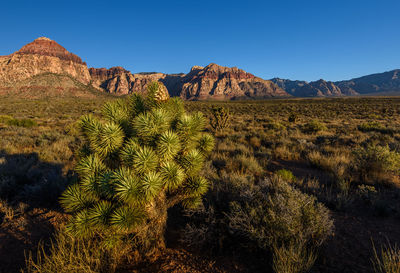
179,64 -> 288,100
0,37 -> 91,87
90,64 -> 288,99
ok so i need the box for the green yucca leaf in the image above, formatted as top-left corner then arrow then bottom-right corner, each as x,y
102,100 -> 129,122
176,114 -> 192,137
60,183 -> 97,213
132,146 -> 158,174
110,206 -> 145,231
160,161 -> 185,191
75,154 -> 106,177
132,112 -> 158,141
184,176 -> 209,196
190,112 -> 206,133
113,167 -> 142,204
128,94 -> 147,116
141,171 -> 163,200
98,171 -> 116,199
120,138 -> 141,165
102,100 -> 133,136
179,149 -> 204,175
95,122 -> 125,157
67,209 -> 95,237
157,130 -> 181,160
80,173 -> 100,195
181,196 -> 203,209
88,200 -> 114,226
161,97 -> 185,121
79,114 -> 102,140
197,133 -> 215,155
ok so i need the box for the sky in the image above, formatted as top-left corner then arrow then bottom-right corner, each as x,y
0,0 -> 399,82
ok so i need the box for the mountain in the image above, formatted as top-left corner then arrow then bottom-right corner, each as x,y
271,78 -> 357,97
2,37 -> 399,99
179,64 -> 288,100
90,64 -> 288,99
0,37 -> 91,87
335,69 -> 400,95
89,67 -> 184,96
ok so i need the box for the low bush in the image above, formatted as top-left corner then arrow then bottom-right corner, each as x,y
6,118 -> 37,128
275,169 -> 296,182
302,120 -> 327,134
353,145 -> 400,184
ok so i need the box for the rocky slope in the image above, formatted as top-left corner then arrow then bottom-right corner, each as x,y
271,78 -> 357,97
179,64 -> 288,100
0,37 -> 91,87
89,67 -> 184,96
335,69 -> 400,94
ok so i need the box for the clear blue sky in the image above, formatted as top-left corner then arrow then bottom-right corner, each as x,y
1,0 -> 399,82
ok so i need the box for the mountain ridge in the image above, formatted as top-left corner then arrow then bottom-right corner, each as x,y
1,37 -> 399,99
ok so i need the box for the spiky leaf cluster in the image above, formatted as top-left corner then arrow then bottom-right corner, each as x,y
60,82 -> 214,239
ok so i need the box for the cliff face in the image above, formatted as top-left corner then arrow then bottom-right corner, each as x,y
179,64 -> 288,100
335,69 -> 400,94
89,67 -> 168,95
0,37 -> 91,86
271,78 -> 357,97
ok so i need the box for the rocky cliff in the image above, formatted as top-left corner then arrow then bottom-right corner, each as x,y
179,64 -> 288,100
0,37 -> 91,86
335,69 -> 400,94
271,78 -> 357,97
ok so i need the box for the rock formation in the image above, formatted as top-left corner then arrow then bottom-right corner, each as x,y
335,69 -> 400,94
0,37 -> 91,86
271,78 -> 357,97
179,64 -> 288,100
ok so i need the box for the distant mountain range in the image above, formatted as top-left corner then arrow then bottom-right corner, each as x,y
1,37 -> 399,99
271,70 -> 400,97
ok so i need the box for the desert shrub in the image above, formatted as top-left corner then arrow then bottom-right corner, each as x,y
233,154 -> 264,175
227,176 -> 333,249
227,176 -> 333,272
210,106 -> 230,131
59,82 -> 214,255
302,120 -> 327,134
0,115 -> 13,123
372,241 -> 400,273
358,122 -> 384,132
275,169 -> 296,182
23,230 -> 129,273
358,122 -> 395,135
272,241 -> 316,273
353,145 -> 400,184
266,121 -> 286,131
288,113 -> 298,123
249,136 -> 261,148
6,118 -> 37,128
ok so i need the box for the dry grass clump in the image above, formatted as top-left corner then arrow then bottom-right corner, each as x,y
372,241 -> 400,273
23,229 -> 131,273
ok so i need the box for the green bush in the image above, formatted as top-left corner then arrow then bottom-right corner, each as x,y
59,82 -> 214,254
227,176 -> 333,272
358,122 -> 395,135
302,120 -> 327,134
0,116 -> 37,128
275,169 -> 296,182
353,145 -> 400,184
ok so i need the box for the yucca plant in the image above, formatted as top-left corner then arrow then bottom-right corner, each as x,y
210,106 -> 230,131
60,82 -> 214,255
